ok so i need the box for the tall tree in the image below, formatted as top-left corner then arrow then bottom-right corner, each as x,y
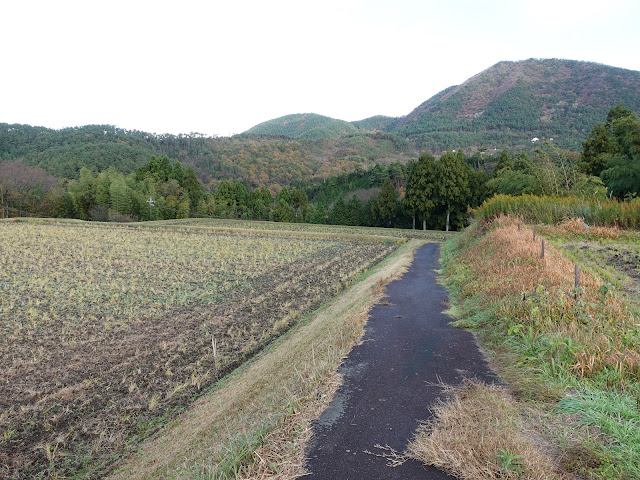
404,153 -> 436,230
434,152 -> 471,231
374,178 -> 399,227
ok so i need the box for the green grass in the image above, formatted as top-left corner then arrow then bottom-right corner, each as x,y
558,389 -> 640,479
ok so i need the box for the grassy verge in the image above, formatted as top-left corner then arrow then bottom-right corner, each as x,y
409,216 -> 640,479
109,240 -> 423,479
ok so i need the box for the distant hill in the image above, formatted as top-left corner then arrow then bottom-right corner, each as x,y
3,59 -> 640,188
243,113 -> 358,139
244,59 -> 640,151
0,123 -> 417,187
393,58 -> 640,150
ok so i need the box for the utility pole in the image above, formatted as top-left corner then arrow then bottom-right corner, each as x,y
146,196 -> 155,221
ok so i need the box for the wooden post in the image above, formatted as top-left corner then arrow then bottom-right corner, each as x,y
574,264 -> 581,299
517,221 -> 521,231
533,225 -> 536,240
541,238 -> 545,258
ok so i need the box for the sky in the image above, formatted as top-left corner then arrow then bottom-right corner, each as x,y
2,0 -> 640,137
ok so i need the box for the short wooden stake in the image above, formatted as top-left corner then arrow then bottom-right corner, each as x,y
533,225 -> 536,240
541,238 -> 545,258
574,264 -> 581,299
517,221 -> 521,231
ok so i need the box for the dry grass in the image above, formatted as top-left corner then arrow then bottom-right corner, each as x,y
547,217 -> 626,240
437,215 -> 640,479
109,240 -> 423,479
456,216 -> 640,384
407,380 -> 569,480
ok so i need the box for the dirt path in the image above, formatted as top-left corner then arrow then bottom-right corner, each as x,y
304,242 -> 499,479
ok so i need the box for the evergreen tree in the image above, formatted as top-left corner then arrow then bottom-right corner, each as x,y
234,181 -> 248,217
582,105 -> 640,198
271,198 -> 295,222
183,167 -> 203,212
404,153 -> 436,230
276,186 -> 292,205
329,197 -> 349,225
58,192 -> 77,218
169,161 -> 185,186
492,149 -> 512,176
434,152 -> 471,231
374,178 -> 399,227
291,187 -> 309,222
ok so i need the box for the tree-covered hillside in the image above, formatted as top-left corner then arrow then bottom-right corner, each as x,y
0,124 -> 418,187
243,113 -> 359,139
3,59 -> 640,194
245,59 -> 640,153
394,59 -> 640,151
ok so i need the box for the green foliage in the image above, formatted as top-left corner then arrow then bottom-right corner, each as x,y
244,113 -> 358,139
582,105 -> 640,198
434,152 -> 473,231
496,448 -> 525,474
373,178 -> 400,227
404,153 -> 437,225
270,198 -> 295,223
557,390 -> 640,478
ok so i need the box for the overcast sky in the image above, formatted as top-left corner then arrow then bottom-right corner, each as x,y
2,0 -> 639,136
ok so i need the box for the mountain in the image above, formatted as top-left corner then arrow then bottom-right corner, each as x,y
2,59 -> 640,188
244,59 -> 640,151
394,58 -> 640,150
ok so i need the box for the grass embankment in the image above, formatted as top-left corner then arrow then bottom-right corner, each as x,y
409,216 -> 640,479
110,240 -> 422,479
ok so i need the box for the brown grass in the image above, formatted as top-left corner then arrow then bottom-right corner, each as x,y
109,240 -> 423,479
407,380 -> 570,480
456,216 -> 640,384
547,217 -> 627,240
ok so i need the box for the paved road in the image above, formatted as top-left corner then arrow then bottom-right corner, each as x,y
304,243 -> 499,479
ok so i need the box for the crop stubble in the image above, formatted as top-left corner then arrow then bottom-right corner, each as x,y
0,222 -> 397,478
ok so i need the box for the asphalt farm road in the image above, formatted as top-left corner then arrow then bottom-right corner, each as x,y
304,242 -> 499,479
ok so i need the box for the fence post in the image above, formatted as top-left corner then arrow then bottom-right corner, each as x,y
533,224 -> 536,240
541,238 -> 545,258
574,264 -> 581,299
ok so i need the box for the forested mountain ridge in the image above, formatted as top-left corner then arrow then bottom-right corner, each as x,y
244,113 -> 401,138
246,59 -> 640,152
394,59 -> 640,150
0,123 -> 417,187
2,59 -> 639,191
